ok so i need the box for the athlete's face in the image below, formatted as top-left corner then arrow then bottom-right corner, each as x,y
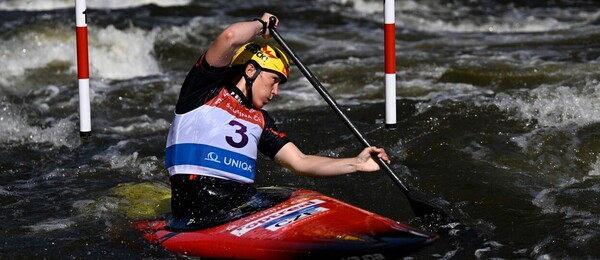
252,70 -> 282,109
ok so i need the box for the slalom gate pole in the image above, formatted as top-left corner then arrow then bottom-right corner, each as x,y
76,0 -> 91,138
384,0 -> 397,129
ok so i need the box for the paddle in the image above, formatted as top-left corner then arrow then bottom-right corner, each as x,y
267,17 -> 453,221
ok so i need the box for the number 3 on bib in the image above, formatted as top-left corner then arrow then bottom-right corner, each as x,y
226,120 -> 249,148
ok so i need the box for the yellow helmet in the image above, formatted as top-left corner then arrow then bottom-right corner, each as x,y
232,42 -> 290,83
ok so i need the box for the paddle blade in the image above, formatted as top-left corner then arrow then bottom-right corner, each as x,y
407,190 -> 456,224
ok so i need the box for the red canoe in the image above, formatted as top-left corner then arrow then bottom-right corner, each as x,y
133,187 -> 437,259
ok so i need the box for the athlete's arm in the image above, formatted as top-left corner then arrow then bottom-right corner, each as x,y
205,13 -> 276,68
273,142 -> 391,177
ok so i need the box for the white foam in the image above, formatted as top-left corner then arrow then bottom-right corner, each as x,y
91,141 -> 136,169
72,197 -> 121,219
337,0 -> 382,14
405,16 -> 568,34
340,0 -> 597,33
0,101 -> 80,148
108,117 -> 170,134
0,186 -> 11,196
0,24 -> 161,88
532,177 -> 600,253
90,141 -> 162,178
26,218 -> 75,232
0,0 -> 192,11
494,83 -> 600,128
533,178 -> 575,215
89,25 -> 161,80
533,177 -> 600,219
0,30 -> 73,89
589,156 -> 600,176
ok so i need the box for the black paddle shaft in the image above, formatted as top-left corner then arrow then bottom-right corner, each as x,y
267,17 -> 410,194
267,16 -> 455,220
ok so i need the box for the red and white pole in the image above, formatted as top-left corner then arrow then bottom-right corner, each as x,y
75,0 -> 91,138
384,0 -> 396,129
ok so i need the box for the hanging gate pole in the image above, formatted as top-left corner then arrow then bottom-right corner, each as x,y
384,0 -> 397,129
75,0 -> 91,138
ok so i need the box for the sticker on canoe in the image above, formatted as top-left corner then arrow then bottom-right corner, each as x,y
231,199 -> 328,236
263,205 -> 329,231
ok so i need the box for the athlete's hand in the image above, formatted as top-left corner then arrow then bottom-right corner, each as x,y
258,12 -> 277,39
355,146 -> 390,172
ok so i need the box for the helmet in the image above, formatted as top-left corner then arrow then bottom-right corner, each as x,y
232,42 -> 290,83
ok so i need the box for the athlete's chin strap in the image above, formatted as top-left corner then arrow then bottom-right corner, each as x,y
243,62 -> 261,108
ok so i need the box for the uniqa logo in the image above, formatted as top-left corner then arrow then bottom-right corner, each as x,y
204,152 -> 252,172
204,152 -> 220,163
224,157 -> 253,172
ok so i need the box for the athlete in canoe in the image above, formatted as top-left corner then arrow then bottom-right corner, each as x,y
165,12 -> 391,231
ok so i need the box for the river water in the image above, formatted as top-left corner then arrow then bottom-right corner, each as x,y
1,0 -> 600,259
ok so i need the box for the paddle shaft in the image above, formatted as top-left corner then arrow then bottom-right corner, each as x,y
268,17 -> 411,196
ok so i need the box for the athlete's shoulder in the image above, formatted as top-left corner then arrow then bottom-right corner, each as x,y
257,109 -> 274,124
257,109 -> 290,159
